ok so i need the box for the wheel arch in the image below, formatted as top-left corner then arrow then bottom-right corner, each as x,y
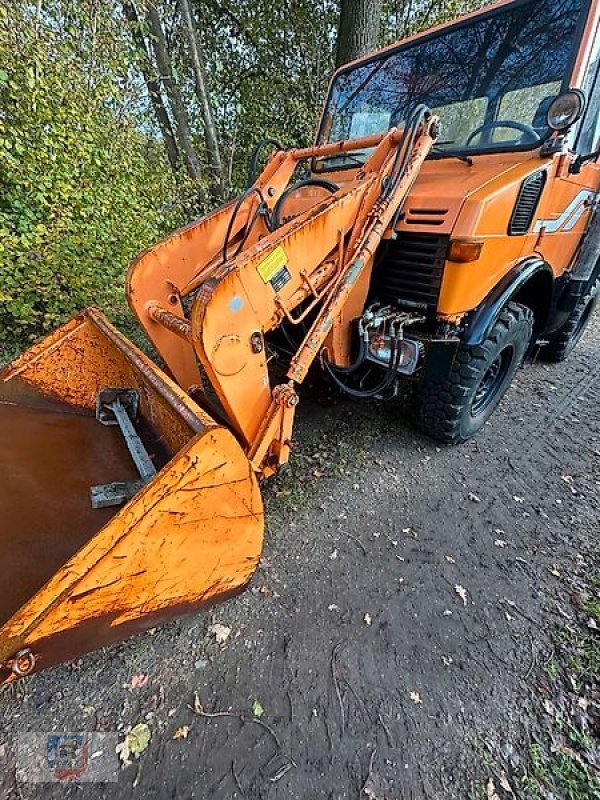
464,258 -> 554,347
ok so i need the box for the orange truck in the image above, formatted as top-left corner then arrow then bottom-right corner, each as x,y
1,0 -> 598,682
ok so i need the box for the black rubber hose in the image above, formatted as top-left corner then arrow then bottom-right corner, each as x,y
324,335 -> 368,376
271,178 -> 339,229
385,104 -> 431,200
246,138 -> 284,188
222,186 -> 271,263
323,337 -> 401,399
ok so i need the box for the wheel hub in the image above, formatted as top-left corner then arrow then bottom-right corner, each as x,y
471,347 -> 513,416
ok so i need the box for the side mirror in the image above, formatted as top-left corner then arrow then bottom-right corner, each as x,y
547,89 -> 586,132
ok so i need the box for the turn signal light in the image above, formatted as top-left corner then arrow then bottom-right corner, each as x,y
447,238 -> 484,263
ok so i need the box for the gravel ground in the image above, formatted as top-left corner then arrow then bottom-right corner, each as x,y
1,315 -> 599,800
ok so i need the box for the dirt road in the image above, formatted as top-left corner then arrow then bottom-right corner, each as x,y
2,316 -> 598,799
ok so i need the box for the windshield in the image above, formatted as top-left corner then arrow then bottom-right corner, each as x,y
316,0 -> 586,169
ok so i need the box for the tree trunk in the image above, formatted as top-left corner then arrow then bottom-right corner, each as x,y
335,0 -> 383,69
121,1 -> 180,174
146,2 -> 202,181
177,0 -> 225,199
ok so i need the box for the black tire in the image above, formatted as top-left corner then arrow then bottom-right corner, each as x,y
415,302 -> 533,444
542,277 -> 599,363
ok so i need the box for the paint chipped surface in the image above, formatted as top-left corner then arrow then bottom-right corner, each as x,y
0,312 -> 263,683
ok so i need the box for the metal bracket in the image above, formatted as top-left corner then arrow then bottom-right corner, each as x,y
90,479 -> 145,509
90,389 -> 157,509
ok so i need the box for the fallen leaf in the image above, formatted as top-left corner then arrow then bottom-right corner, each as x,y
252,699 -> 264,718
209,623 -> 231,644
486,778 -> 500,800
364,613 -> 372,626
127,673 -> 149,690
543,698 -> 555,716
499,772 -> 515,797
116,723 -> 151,767
193,693 -> 203,714
128,724 -> 150,755
173,726 -> 190,740
454,584 -> 468,606
409,691 -> 422,705
549,565 -> 561,577
312,469 -> 325,478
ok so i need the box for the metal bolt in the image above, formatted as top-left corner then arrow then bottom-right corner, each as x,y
11,648 -> 36,677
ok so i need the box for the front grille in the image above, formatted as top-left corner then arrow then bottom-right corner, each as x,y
371,232 -> 449,311
509,170 -> 547,235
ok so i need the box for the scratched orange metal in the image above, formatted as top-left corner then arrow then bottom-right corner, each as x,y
0,311 -> 263,683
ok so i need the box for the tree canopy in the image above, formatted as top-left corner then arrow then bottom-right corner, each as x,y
0,0 -> 482,351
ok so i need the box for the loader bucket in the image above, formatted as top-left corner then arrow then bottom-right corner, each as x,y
0,309 -> 263,684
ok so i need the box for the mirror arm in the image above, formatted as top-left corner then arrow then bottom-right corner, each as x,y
570,148 -> 600,175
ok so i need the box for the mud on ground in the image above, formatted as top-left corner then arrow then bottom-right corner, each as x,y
1,317 -> 599,800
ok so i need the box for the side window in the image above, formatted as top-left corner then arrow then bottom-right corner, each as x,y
576,23 -> 600,154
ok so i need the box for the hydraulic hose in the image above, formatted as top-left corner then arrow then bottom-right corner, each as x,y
246,138 -> 284,188
386,104 -> 432,229
222,186 -> 272,263
323,337 -> 401,399
386,104 -> 431,194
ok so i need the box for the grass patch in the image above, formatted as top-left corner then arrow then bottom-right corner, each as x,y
524,743 -> 600,800
522,575 -> 600,800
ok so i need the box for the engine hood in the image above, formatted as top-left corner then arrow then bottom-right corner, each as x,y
397,151 -> 545,234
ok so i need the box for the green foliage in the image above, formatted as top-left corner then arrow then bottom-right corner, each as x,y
0,0 -> 494,352
381,0 -> 486,41
0,1 -> 182,348
524,743 -> 600,800
192,0 -> 339,192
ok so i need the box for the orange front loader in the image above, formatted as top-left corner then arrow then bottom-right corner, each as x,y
0,112 -> 438,682
3,0 -> 600,683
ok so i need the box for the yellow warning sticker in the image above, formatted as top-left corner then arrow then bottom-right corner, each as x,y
256,245 -> 288,284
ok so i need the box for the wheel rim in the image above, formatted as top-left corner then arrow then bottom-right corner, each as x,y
471,346 -> 514,416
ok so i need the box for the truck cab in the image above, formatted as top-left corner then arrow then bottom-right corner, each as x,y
304,0 -> 600,441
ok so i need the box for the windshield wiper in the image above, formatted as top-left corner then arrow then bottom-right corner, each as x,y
430,146 -> 473,166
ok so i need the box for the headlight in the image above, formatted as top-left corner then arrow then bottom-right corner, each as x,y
547,89 -> 586,132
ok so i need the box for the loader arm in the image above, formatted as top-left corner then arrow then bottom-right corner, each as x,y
128,114 -> 439,476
